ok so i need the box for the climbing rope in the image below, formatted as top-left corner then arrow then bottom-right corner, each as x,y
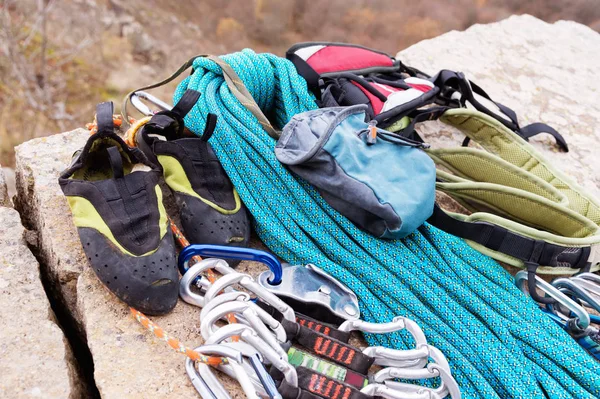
173,49 -> 600,399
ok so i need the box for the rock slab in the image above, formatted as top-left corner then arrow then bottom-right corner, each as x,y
12,14 -> 600,399
0,167 -> 9,207
397,14 -> 600,198
0,206 -> 77,398
15,129 -> 259,398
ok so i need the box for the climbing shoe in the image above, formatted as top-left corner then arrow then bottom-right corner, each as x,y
133,89 -> 251,265
59,102 -> 178,315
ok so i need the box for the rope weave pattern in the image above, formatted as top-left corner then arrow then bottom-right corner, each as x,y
174,49 -> 600,399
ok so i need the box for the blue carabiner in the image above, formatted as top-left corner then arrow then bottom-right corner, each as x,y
177,244 -> 283,285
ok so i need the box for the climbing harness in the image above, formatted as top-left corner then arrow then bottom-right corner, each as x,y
285,42 -> 600,295
149,49 -> 600,398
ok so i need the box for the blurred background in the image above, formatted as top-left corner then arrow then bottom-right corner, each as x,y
1,0 -> 599,171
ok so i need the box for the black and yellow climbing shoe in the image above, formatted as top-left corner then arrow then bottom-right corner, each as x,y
133,90 -> 251,264
59,102 -> 178,315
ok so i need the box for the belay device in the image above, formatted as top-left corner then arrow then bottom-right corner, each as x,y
287,42 -> 600,301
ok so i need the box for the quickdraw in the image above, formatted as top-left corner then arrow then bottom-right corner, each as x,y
177,244 -> 461,399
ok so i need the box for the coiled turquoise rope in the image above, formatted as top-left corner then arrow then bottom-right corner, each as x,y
175,49 -> 600,399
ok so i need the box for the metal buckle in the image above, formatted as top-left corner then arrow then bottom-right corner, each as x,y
257,263 -> 360,323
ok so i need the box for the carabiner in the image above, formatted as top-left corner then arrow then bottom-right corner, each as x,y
571,276 -> 600,301
205,323 -> 298,388
374,364 -> 461,399
515,270 -> 590,329
339,316 -> 447,370
185,344 -> 244,399
200,301 -> 288,357
179,244 -> 283,285
179,258 -> 226,308
205,342 -> 282,399
178,257 -> 295,321
202,271 -> 295,321
130,91 -> 172,116
361,383 -> 442,399
553,277 -> 600,314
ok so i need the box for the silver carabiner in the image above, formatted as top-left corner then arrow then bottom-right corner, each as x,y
185,344 -> 244,399
179,257 -> 295,321
200,301 -> 288,358
361,383 -> 442,399
203,270 -> 295,321
205,323 -> 298,388
204,342 -> 282,399
373,363 -> 461,399
515,271 -> 590,329
339,316 -> 446,370
179,258 -> 226,308
553,277 -> 600,314
130,91 -> 172,116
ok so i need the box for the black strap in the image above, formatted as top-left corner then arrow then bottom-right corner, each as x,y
428,204 -> 591,270
201,113 -> 218,141
335,73 -> 387,102
428,204 -> 592,303
106,146 -> 124,179
519,122 -> 569,152
284,323 -> 374,375
434,70 -> 569,151
392,106 -> 450,142
286,53 -> 322,99
274,367 -> 373,399
255,300 -> 351,342
96,102 -> 115,137
171,89 -> 201,117
143,89 -> 202,141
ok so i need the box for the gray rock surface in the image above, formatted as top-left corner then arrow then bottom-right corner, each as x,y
14,129 -> 262,397
397,14 -> 600,198
12,14 -> 599,398
0,207 -> 78,398
0,166 -> 9,207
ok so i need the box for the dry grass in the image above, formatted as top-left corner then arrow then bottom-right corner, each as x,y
1,0 -> 598,168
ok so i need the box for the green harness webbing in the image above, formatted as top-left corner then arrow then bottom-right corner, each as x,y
419,109 -> 600,276
134,49 -> 600,399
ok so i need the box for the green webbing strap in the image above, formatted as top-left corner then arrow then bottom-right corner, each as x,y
427,108 -> 600,274
430,148 -> 567,205
440,109 -> 600,225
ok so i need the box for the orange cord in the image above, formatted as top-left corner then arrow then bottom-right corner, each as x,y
130,308 -> 227,365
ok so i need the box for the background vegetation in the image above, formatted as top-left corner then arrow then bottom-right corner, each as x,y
1,0 -> 599,167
